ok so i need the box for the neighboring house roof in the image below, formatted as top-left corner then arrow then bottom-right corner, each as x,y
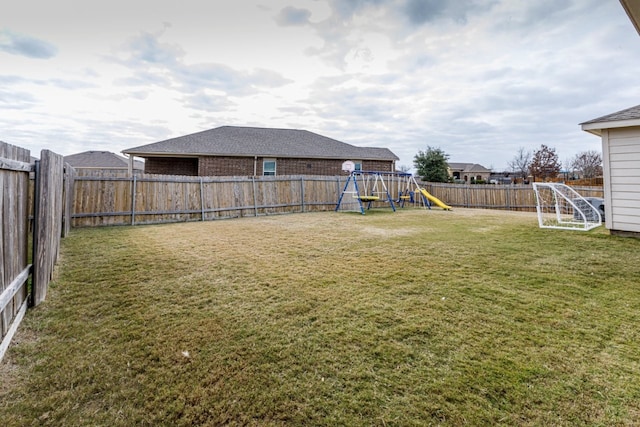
447,162 -> 491,173
122,126 -> 399,161
64,151 -> 144,169
580,104 -> 640,135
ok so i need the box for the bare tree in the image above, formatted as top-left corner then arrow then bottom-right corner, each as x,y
508,147 -> 532,180
530,144 -> 561,181
571,150 -> 602,179
562,157 -> 574,180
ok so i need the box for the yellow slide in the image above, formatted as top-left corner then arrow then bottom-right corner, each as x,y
419,188 -> 452,210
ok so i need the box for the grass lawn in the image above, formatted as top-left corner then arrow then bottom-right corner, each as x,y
1,208 -> 640,426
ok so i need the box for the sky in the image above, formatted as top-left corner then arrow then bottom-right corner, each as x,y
1,0 -> 639,172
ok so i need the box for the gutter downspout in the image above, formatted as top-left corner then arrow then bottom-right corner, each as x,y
253,156 -> 258,176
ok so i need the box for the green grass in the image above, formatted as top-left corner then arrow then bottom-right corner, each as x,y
2,208 -> 640,426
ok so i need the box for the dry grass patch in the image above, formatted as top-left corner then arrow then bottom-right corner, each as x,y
2,208 -> 640,426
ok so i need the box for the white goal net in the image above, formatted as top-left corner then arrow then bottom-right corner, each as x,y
532,183 -> 602,231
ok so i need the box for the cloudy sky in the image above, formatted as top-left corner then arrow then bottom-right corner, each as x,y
1,0 -> 639,171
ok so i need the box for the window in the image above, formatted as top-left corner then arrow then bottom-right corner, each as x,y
263,159 -> 276,176
354,161 -> 363,171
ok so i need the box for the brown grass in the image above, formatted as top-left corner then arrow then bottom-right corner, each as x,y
2,208 -> 640,426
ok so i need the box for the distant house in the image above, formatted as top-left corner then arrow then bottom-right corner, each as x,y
122,126 -> 398,177
447,162 -> 491,183
64,151 -> 144,174
581,104 -> 640,237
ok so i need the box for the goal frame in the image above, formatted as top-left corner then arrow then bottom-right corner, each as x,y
532,182 -> 602,231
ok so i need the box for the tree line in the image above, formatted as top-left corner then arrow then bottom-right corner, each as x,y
412,145 -> 603,183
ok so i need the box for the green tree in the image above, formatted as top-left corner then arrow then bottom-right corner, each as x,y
529,144 -> 561,181
414,147 -> 450,182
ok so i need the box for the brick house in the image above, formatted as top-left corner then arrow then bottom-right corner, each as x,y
122,126 -> 398,177
447,162 -> 492,183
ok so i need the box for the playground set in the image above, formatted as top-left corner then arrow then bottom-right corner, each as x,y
334,165 -> 603,232
335,170 -> 452,215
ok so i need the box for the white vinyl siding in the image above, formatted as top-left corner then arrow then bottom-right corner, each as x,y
604,127 -> 640,232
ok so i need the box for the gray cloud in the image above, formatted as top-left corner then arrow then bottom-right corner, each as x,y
404,0 -> 447,25
329,0 -> 387,20
181,90 -> 235,111
114,31 -> 292,98
276,6 -> 312,26
48,78 -> 97,90
0,30 -> 58,59
122,30 -> 184,66
114,71 -> 171,88
492,0 -> 582,34
404,0 -> 497,25
175,64 -> 293,95
0,74 -> 96,90
0,88 -> 39,109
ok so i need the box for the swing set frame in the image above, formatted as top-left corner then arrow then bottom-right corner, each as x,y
335,171 -> 397,214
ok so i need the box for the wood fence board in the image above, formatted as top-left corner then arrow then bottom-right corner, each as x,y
0,168 -> 6,336
0,141 -> 32,349
33,150 -> 64,306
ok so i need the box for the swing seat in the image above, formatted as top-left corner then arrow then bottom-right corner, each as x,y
356,196 -> 380,202
399,195 -> 411,199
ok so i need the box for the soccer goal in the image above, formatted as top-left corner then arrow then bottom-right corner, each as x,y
532,183 -> 602,231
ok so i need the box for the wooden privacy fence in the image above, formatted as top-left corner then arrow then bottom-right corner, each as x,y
1,142 -> 66,362
421,182 -> 604,211
0,142 -> 31,361
71,171 -> 605,227
72,174 -> 346,227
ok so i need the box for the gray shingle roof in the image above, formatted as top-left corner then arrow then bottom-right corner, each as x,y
581,104 -> 640,125
64,151 -> 144,169
123,126 -> 399,161
448,162 -> 491,173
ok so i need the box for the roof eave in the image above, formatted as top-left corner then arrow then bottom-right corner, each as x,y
620,0 -> 640,36
581,118 -> 640,135
122,151 -> 397,161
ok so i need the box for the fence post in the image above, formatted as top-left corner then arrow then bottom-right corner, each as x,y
131,175 -> 137,226
199,177 -> 205,221
252,176 -> 258,217
300,177 -> 305,213
62,164 -> 75,237
30,160 -> 40,307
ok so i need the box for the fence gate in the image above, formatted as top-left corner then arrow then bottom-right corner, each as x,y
0,143 -> 65,361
